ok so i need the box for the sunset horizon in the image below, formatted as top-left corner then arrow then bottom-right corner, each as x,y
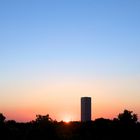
1,95 -> 140,122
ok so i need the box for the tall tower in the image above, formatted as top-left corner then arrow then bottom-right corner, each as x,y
81,97 -> 91,122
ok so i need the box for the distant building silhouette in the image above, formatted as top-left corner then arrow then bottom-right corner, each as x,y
81,97 -> 91,122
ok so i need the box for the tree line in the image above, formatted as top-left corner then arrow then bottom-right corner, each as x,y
0,109 -> 140,140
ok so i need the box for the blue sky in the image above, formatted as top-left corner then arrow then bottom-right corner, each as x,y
0,0 -> 140,121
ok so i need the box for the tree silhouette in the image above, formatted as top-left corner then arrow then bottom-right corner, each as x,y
0,113 -> 6,123
35,114 -> 53,124
118,109 -> 138,124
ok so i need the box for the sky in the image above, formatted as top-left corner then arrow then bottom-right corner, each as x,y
0,0 -> 140,122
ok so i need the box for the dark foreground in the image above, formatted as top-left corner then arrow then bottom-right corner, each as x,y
0,110 -> 140,140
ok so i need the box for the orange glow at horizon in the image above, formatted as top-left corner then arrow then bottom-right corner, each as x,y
0,77 -> 140,122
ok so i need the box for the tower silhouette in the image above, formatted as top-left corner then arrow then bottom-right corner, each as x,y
81,97 -> 91,122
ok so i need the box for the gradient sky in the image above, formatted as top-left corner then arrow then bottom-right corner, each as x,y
0,0 -> 140,122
